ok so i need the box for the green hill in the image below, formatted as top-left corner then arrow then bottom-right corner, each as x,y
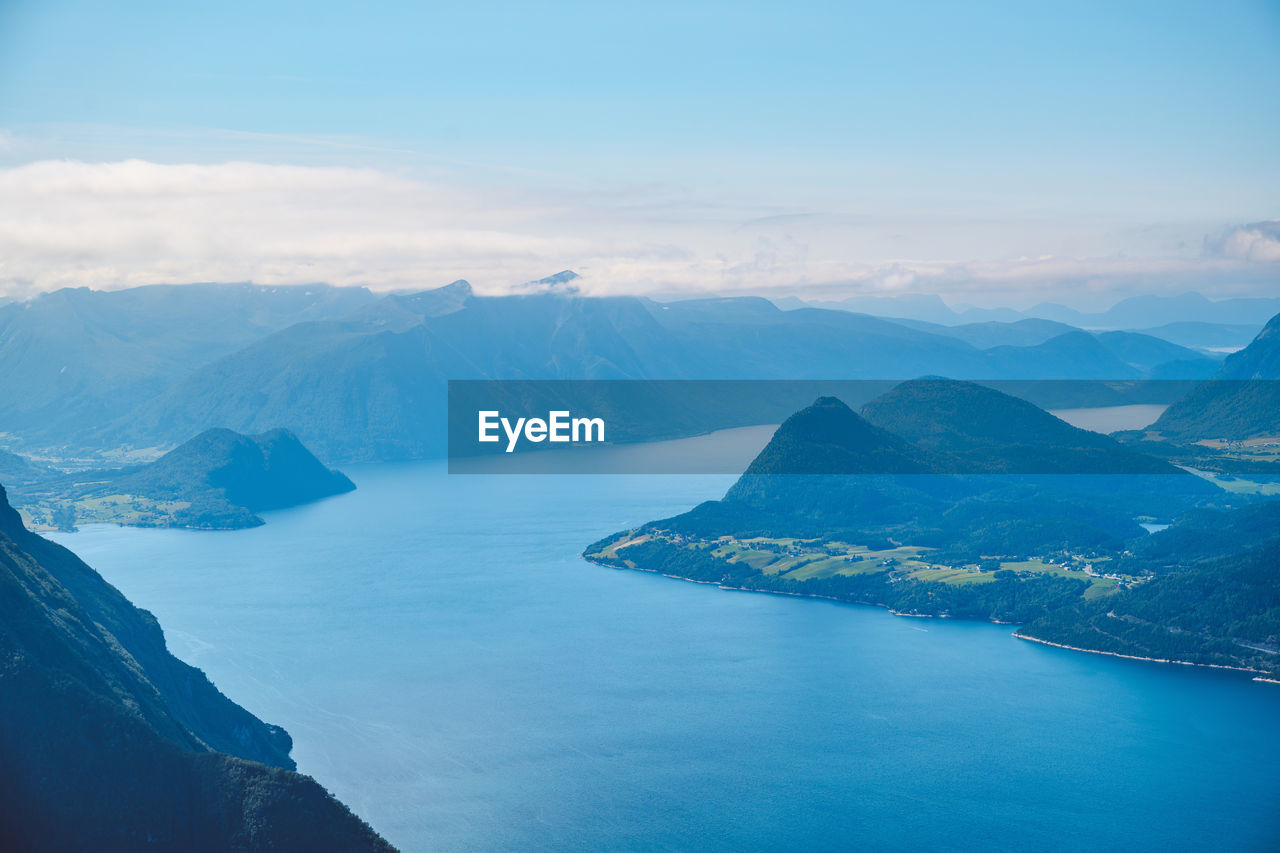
1020,529 -> 1280,677
1120,501 -> 1280,571
14,429 -> 354,530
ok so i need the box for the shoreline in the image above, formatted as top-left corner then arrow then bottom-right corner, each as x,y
587,555 -> 949,620
1011,633 -> 1266,676
586,554 -> 1276,683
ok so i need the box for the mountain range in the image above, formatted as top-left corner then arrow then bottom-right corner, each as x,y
780,290 -> 1280,333
0,283 -> 374,452
1,279 -> 1253,465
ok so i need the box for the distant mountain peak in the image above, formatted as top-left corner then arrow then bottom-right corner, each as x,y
517,270 -> 582,294
438,278 -> 473,294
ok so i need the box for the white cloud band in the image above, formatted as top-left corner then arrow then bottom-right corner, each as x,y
0,159 -> 1275,304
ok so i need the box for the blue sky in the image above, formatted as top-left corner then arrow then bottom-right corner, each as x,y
0,0 -> 1277,304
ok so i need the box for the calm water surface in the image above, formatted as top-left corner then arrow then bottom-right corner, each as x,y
49,463 -> 1280,852
1049,403 -> 1168,433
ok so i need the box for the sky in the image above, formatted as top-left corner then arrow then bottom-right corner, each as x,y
0,0 -> 1277,307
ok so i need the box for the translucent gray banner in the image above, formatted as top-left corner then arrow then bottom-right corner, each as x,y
446,379 -> 1278,475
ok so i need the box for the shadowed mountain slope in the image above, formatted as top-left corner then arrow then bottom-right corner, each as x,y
0,484 -> 393,851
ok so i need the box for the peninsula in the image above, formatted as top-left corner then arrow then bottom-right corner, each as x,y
10,428 -> 355,531
585,380 -> 1280,679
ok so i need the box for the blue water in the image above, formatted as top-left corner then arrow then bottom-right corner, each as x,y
48,463 -> 1280,852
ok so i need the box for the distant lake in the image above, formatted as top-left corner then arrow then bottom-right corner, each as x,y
48,463 -> 1280,852
1049,403 -> 1169,433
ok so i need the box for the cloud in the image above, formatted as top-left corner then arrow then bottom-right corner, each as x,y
0,159 -> 1275,306
0,159 -> 596,296
1206,220 -> 1280,263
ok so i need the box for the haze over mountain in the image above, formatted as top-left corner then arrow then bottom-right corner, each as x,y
0,284 -> 374,446
1129,322 -> 1265,352
0,280 -> 1224,461
0,280 -> 1266,465
781,291 -> 1280,333
112,289 -> 1217,462
886,317 -> 1080,349
0,484 -> 392,850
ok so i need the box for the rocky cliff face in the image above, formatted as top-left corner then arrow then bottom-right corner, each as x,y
0,484 -> 393,851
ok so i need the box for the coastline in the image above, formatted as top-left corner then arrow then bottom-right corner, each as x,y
586,554 -> 945,619
1012,632 -> 1267,676
586,554 -> 1275,683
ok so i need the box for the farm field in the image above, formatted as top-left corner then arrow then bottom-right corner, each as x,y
598,532 -> 1140,596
